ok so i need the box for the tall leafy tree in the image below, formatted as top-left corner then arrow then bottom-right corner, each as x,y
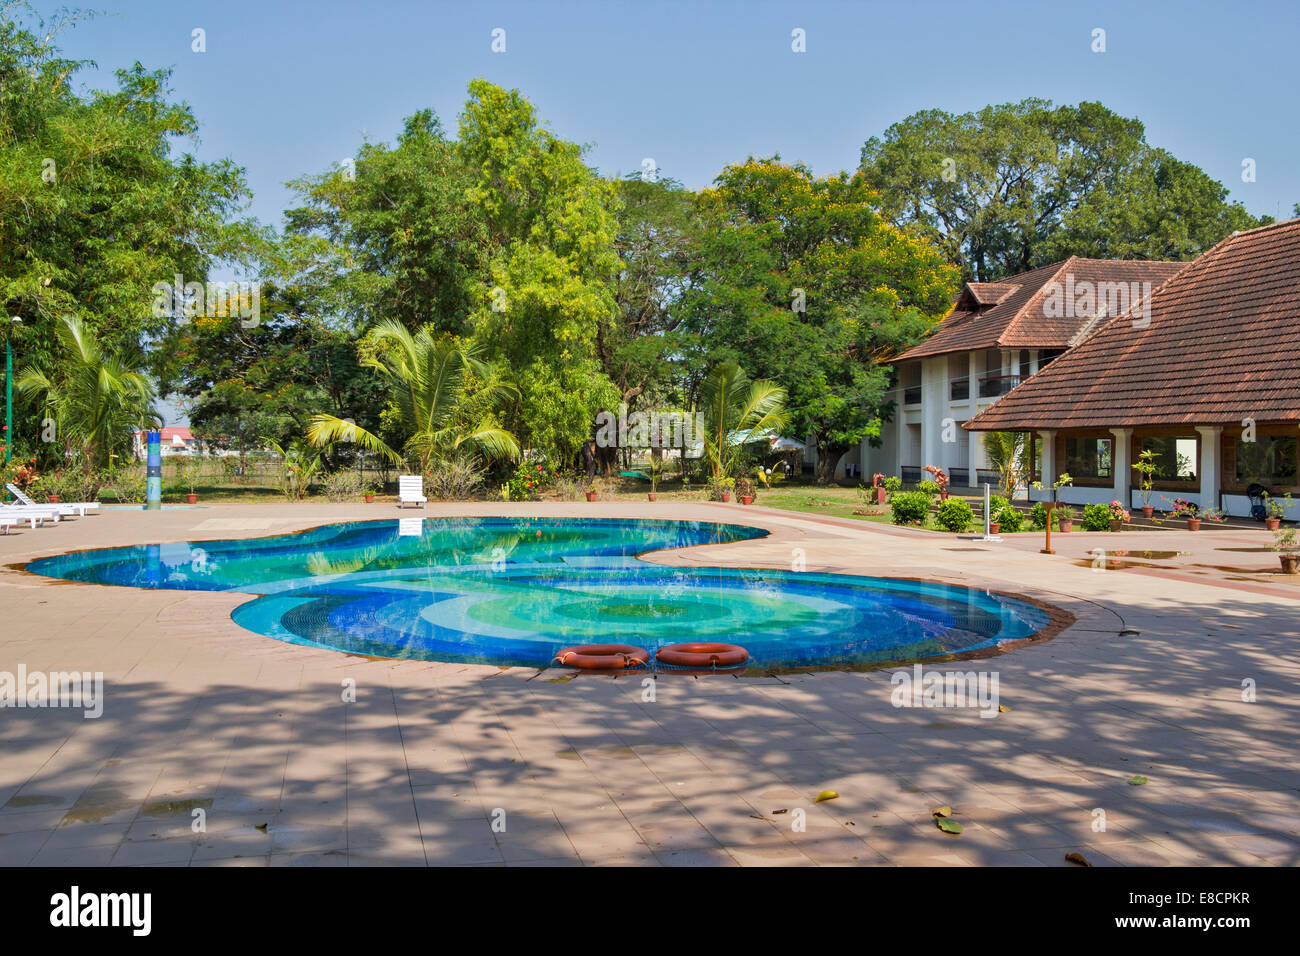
17,314 -> 159,474
860,99 -> 1267,281
680,158 -> 957,482
306,319 -> 518,473
459,80 -> 621,463
0,8 -> 252,460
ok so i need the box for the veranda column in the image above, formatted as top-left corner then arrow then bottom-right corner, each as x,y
1195,425 -> 1224,510
1110,427 -> 1134,508
1038,429 -> 1057,490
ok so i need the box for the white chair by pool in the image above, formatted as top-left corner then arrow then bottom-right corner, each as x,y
398,475 -> 427,509
6,482 -> 99,518
0,504 -> 61,530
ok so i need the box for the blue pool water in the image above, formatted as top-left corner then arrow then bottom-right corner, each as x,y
26,517 -> 1049,668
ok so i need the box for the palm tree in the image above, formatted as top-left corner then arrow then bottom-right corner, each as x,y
696,360 -> 789,480
17,315 -> 160,475
307,320 -> 519,473
981,431 -> 1031,499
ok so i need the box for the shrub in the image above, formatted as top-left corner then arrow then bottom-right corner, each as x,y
883,475 -> 903,493
707,475 -> 735,501
1082,502 -> 1112,531
890,490 -> 931,526
322,470 -> 365,502
917,479 -> 941,498
987,495 -> 1009,519
1029,502 -> 1048,530
102,466 -> 147,504
996,504 -> 1023,533
936,497 -> 973,533
428,455 -> 485,501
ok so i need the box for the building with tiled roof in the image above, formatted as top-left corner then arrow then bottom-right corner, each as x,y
860,257 -> 1186,488
966,218 -> 1300,519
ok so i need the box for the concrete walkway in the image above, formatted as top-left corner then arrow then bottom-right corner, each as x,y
1,501 -> 1296,866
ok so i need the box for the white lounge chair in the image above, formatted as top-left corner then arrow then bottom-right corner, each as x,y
0,505 -> 61,528
398,475 -> 427,509
0,515 -> 16,534
6,483 -> 98,518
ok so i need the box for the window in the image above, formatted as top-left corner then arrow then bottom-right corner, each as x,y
1141,436 -> 1199,481
1064,437 -> 1113,480
1236,435 -> 1298,485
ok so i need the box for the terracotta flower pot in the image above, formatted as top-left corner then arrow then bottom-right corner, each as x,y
364,493 -> 375,503
1142,506 -> 1154,519
186,493 -> 198,504
585,492 -> 598,502
875,488 -> 887,505
1109,519 -> 1124,532
740,495 -> 753,505
1281,554 -> 1299,575
1186,518 -> 1201,531
48,494 -> 60,503
989,521 -> 1000,534
1058,520 -> 1073,533
720,492 -> 732,503
647,492 -> 657,502
1265,517 -> 1281,531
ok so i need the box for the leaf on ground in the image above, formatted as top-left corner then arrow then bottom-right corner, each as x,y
998,704 -> 1011,713
1128,775 -> 1148,786
1065,852 -> 1091,867
254,822 -> 268,833
814,790 -> 839,803
932,805 -> 953,818
771,808 -> 788,814
935,817 -> 963,835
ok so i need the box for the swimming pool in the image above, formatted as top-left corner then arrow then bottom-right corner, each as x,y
26,517 -> 1050,668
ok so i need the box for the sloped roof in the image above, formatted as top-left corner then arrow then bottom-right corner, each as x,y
966,218 -> 1300,430
897,257 -> 1186,361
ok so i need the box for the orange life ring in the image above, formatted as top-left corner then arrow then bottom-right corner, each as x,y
656,642 -> 749,668
554,644 -> 649,669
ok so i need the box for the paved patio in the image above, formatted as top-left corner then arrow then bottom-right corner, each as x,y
1,501 -> 1297,866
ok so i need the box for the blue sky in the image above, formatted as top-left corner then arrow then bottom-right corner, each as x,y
41,0 -> 1300,229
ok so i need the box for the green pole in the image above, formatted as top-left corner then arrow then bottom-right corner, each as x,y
4,331 -> 11,504
4,334 -> 11,466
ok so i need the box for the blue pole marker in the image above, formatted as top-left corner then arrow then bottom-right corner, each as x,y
146,430 -> 162,510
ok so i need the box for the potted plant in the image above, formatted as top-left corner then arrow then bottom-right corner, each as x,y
736,476 -> 756,506
364,480 -> 377,504
708,475 -> 735,503
923,465 -> 950,501
1056,503 -> 1075,533
1131,450 -> 1158,518
584,483 -> 599,502
1264,493 -> 1290,531
1274,524 -> 1299,574
174,455 -> 200,504
1107,500 -> 1130,532
647,456 -> 663,502
1165,497 -> 1212,531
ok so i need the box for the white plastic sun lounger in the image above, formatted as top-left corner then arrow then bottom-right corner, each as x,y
398,475 -> 427,509
6,482 -> 98,518
0,505 -> 61,529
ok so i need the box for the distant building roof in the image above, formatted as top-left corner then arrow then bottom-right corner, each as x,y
897,257 -> 1188,361
967,219 -> 1300,430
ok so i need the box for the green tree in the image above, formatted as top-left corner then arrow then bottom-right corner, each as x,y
680,158 -> 957,482
860,100 -> 1267,281
981,431 -> 1031,500
459,80 -> 622,463
306,319 -> 518,473
17,314 -> 160,474
696,360 -> 788,480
